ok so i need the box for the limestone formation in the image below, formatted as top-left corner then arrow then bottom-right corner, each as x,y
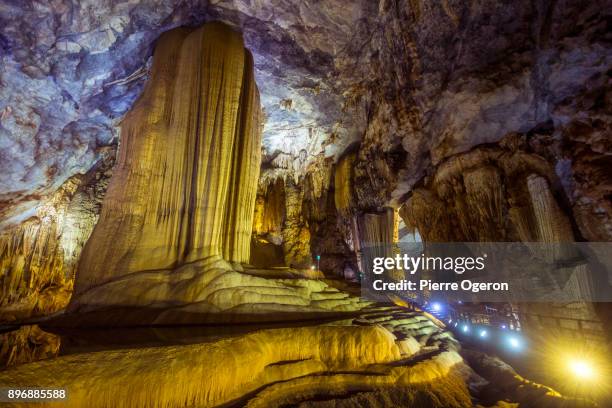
0,153 -> 112,321
0,325 -> 60,369
66,23 -> 370,321
0,2 -> 610,406
334,151 -> 356,217
73,24 -> 262,294
397,140 -> 608,343
252,178 -> 285,244
0,307 -> 472,408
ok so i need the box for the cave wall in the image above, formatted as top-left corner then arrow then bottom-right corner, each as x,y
396,135 -> 608,343
0,152 -> 113,322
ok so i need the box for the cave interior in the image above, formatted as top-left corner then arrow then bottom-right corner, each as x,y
0,1 -> 611,407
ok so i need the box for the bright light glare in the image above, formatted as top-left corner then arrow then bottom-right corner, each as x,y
569,359 -> 595,380
508,337 -> 521,349
431,302 -> 441,312
501,324 -> 506,329
479,329 -> 487,338
310,265 -> 315,270
462,325 -> 469,333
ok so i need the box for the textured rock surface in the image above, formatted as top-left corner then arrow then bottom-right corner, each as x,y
3,1 -> 610,224
66,22 -> 373,320
0,307 -> 471,408
0,306 -> 592,407
0,325 -> 60,369
0,151 -> 112,321
73,23 -> 261,293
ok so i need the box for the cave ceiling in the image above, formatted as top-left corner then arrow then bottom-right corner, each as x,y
0,0 -> 610,227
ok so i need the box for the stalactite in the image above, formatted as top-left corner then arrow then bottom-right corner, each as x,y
0,218 -> 67,319
0,153 -> 111,322
302,159 -> 332,223
526,174 -> 574,243
462,166 -> 505,241
399,189 -> 451,243
282,180 -> 312,268
254,178 -> 286,243
333,152 -> 355,217
73,23 -> 262,294
357,208 -> 397,280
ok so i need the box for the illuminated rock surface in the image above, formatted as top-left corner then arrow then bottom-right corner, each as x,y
0,307 -> 473,408
2,0 -> 611,321
0,307 -> 594,407
65,22 -> 371,321
0,2 -> 610,407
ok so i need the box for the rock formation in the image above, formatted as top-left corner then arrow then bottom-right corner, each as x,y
0,152 -> 113,321
397,137 -> 609,344
66,22 -> 370,322
0,1 -> 610,406
73,23 -> 261,293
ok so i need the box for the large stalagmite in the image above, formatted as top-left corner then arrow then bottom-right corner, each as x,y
67,23 -> 368,322
73,24 -> 261,294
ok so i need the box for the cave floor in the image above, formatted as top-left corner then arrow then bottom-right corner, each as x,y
0,305 -> 599,408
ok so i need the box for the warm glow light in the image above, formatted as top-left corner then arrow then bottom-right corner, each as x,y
310,265 -> 315,270
568,359 -> 596,380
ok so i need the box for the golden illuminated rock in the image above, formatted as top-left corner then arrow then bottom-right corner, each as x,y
252,178 -> 285,242
73,23 -> 261,294
0,307 -> 474,408
0,154 -> 111,322
67,23 -> 368,320
334,151 -> 356,217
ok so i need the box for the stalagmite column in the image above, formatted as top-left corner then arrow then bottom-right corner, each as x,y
223,52 -> 262,264
357,208 -> 397,278
73,23 -> 262,295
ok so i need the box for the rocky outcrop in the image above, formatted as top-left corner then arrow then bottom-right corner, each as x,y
0,325 -> 60,369
397,136 -> 609,343
1,1 -> 610,313
0,152 -> 112,321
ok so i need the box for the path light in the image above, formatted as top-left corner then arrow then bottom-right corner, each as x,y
568,358 -> 596,380
507,336 -> 522,350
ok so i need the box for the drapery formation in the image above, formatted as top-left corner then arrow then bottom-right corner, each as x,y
74,23 -> 262,294
398,147 -> 575,244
